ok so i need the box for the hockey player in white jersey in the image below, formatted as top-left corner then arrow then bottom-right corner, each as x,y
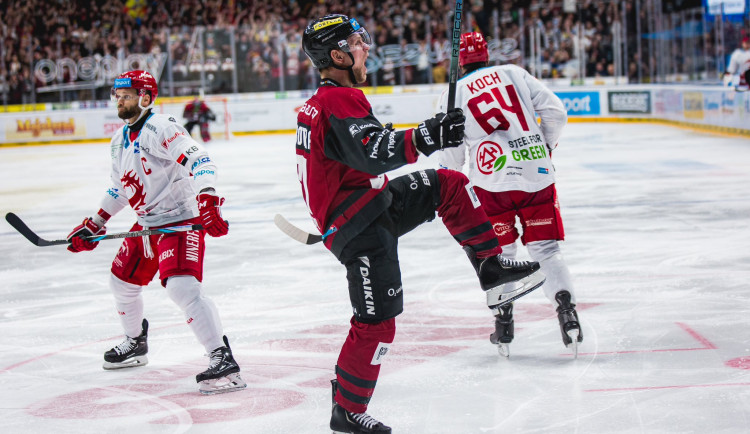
438,32 -> 582,357
725,36 -> 750,90
66,70 -> 245,394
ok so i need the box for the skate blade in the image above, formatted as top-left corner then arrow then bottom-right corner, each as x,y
496,343 -> 510,358
199,372 -> 247,395
103,355 -> 148,370
566,329 -> 580,359
496,273 -> 545,307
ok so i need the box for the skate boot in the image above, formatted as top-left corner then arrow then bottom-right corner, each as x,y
555,290 -> 583,358
330,379 -> 391,434
103,318 -> 149,370
464,246 -> 545,310
196,335 -> 247,395
490,303 -> 514,357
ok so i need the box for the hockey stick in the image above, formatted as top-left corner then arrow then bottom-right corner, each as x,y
447,0 -> 464,111
5,212 -> 212,247
273,214 -> 322,245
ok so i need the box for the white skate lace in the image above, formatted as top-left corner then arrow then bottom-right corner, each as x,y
499,256 -> 529,268
114,337 -> 136,355
349,411 -> 380,429
206,348 -> 224,369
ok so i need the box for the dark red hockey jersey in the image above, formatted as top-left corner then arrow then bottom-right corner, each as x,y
183,100 -> 215,123
296,82 -> 420,256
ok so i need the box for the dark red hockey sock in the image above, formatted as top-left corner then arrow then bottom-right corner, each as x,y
436,169 -> 501,258
334,317 -> 396,413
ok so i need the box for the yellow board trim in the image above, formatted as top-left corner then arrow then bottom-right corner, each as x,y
1,118 -> 748,147
0,104 -> 47,113
565,117 -> 750,137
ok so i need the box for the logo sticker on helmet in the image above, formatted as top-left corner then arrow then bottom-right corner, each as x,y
114,78 -> 132,88
313,17 -> 343,31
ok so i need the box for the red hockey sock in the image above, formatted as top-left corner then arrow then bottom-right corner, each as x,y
334,317 -> 396,413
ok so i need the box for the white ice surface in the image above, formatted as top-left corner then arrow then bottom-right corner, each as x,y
1,123 -> 750,433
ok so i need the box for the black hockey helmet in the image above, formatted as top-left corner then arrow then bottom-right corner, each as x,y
303,14 -> 372,69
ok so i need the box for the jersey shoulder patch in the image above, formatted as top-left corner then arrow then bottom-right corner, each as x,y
144,113 -> 174,130
110,130 -> 124,159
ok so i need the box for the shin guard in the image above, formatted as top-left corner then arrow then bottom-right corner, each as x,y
334,317 -> 396,413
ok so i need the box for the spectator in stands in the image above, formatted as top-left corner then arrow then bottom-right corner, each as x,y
0,0 -> 739,106
7,75 -> 24,105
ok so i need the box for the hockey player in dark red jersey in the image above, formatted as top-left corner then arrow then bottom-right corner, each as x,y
183,96 -> 216,142
298,15 -> 546,433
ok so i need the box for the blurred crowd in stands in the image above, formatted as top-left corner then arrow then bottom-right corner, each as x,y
0,0 -> 747,104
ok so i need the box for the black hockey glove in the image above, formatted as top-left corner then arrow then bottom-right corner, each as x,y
413,108 -> 465,156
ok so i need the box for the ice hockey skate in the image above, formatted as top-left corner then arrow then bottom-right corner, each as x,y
464,246 -> 545,310
196,335 -> 246,395
330,379 -> 391,434
555,290 -> 583,358
103,318 -> 149,370
490,303 -> 514,357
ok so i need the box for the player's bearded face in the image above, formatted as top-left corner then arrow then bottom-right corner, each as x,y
115,90 -> 141,120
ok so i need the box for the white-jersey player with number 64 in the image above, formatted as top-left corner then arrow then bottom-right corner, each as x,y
438,32 -> 583,358
65,70 -> 245,394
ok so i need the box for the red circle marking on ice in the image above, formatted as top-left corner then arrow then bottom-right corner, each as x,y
725,357 -> 750,370
27,385 -> 306,424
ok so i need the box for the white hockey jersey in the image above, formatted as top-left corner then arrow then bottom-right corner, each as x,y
438,64 -> 567,193
98,112 -> 219,227
726,48 -> 750,86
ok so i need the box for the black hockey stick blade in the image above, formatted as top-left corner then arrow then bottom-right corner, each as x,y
5,212 -> 63,246
274,214 -> 322,245
447,0 -> 464,111
6,212 -> 219,247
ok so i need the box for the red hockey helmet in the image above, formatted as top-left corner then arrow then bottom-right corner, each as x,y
459,32 -> 489,67
112,70 -> 159,102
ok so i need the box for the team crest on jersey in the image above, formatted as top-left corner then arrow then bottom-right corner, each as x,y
477,141 -> 506,174
121,170 -> 147,212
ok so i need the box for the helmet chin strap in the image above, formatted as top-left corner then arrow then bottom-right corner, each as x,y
332,52 -> 357,85
126,96 -> 155,126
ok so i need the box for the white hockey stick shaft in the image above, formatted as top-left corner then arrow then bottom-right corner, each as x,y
273,214 -> 323,245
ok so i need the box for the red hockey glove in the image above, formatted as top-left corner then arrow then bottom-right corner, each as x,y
197,193 -> 229,237
67,217 -> 106,253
